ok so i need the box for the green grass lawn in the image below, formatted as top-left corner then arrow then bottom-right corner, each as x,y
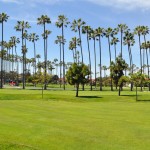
0,86 -> 150,150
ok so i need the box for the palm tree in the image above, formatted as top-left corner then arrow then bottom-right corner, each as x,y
56,15 -> 69,90
55,35 -> 65,88
111,37 -> 119,60
36,54 -> 41,63
28,33 -> 39,75
82,25 -> 92,90
15,21 -> 31,89
37,15 -> 51,90
104,27 -> 113,91
123,31 -> 135,91
118,24 -> 128,57
71,18 -> 85,64
141,26 -> 150,91
10,36 -> 20,77
134,26 -> 143,91
0,12 -> 9,88
42,29 -> 51,87
89,29 -> 97,89
95,27 -> 104,91
69,37 -> 80,63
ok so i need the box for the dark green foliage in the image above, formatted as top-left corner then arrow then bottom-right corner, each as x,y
110,55 -> 128,95
66,63 -> 90,97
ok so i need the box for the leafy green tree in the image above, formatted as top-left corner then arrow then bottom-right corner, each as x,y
118,76 -> 129,96
66,63 -> 90,97
130,72 -> 147,101
110,55 -> 128,92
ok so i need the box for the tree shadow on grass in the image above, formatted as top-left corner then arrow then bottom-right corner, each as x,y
121,95 -> 136,97
78,96 -> 102,98
137,100 -> 150,102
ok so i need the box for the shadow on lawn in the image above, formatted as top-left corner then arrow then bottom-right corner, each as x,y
137,100 -> 150,102
121,95 -> 137,97
78,96 -> 102,99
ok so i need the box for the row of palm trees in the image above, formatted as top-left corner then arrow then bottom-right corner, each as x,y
0,12 -> 150,90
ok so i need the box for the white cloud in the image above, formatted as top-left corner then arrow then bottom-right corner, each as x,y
86,0 -> 150,10
0,0 -> 73,5
0,0 -> 23,4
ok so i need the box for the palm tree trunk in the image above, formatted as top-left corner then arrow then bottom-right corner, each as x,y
114,44 -> 117,60
59,42 -> 62,88
86,32 -> 92,91
0,21 -> 3,88
34,41 -> 36,75
62,24 -> 65,90
108,36 -> 113,91
22,29 -> 25,89
138,35 -> 142,91
99,36 -> 102,91
128,45 -> 133,91
144,35 -> 150,91
78,28 -> 83,64
121,30 -> 123,58
94,38 -> 96,89
44,23 -> 47,90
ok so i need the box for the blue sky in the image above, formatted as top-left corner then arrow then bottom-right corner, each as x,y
0,0 -> 150,75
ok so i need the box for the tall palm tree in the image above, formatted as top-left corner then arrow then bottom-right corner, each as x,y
95,27 -> 104,91
104,27 -> 113,91
123,31 -> 135,91
0,12 -> 9,88
37,15 -> 51,90
42,29 -> 51,86
89,29 -> 97,89
10,36 -> 20,78
71,18 -> 85,64
56,15 -> 69,90
15,21 -> 30,89
118,24 -> 128,57
28,33 -> 39,75
141,26 -> 150,91
55,35 -> 65,88
134,26 -> 143,91
82,25 -> 92,90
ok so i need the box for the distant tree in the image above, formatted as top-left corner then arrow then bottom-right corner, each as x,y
118,76 -> 129,96
130,72 -> 147,101
66,63 -> 90,97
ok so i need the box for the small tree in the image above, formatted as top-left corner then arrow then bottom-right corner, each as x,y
66,63 -> 90,97
118,76 -> 129,96
130,72 -> 147,101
